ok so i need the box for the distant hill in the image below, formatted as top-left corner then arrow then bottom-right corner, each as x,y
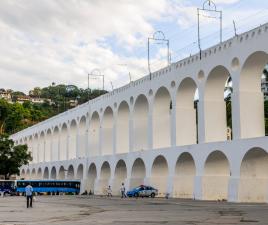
0,84 -> 107,135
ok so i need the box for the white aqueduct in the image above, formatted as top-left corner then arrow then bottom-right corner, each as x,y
12,23 -> 268,202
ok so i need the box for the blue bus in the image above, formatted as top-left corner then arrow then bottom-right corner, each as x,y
0,180 -> 16,195
16,180 -> 80,194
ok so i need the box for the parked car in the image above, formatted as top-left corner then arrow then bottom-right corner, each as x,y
127,185 -> 158,198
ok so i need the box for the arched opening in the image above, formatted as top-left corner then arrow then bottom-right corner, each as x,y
77,164 -> 84,179
176,78 -> 198,145
31,168 -> 36,179
89,111 -> 100,156
133,95 -> 149,151
51,167 -> 56,179
26,169 -> 30,179
204,66 -> 231,142
21,169 -> 25,178
33,134 -> 38,163
39,132 -> 45,162
130,158 -> 146,188
117,101 -> 130,153
69,120 -> 77,159
87,163 -> 97,193
67,165 -> 74,179
98,161 -> 111,194
153,87 -> 171,149
173,153 -> 196,198
202,151 -> 230,200
45,129 -> 52,162
102,107 -> 114,155
151,155 -> 168,196
240,51 -> 268,138
78,116 -> 87,158
113,160 -> 127,195
60,123 -> 68,160
239,148 -> 268,202
52,126 -> 59,161
37,168 -> 42,179
58,166 -> 65,179
27,136 -> 33,162
43,167 -> 49,179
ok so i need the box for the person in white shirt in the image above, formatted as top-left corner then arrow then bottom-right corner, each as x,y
120,183 -> 127,198
107,185 -> 112,197
25,183 -> 33,208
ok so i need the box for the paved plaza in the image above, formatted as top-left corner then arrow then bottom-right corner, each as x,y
0,196 -> 268,225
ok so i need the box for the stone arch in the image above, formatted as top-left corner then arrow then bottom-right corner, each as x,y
39,131 -> 45,162
31,168 -> 36,179
151,155 -> 169,196
43,167 -> 49,179
173,152 -> 196,198
102,107 -> 114,155
60,123 -> 68,160
89,111 -> 100,156
21,169 -> 25,178
117,101 -> 130,154
37,168 -> 42,179
98,161 -> 111,194
113,160 -> 127,195
202,151 -> 230,201
33,134 -> 38,163
69,120 -> 77,159
26,168 -> 30,179
58,166 -> 65,180
239,148 -> 268,202
204,66 -> 231,142
67,165 -> 74,179
27,136 -> 33,162
153,87 -> 171,149
78,116 -> 87,158
52,126 -> 60,161
130,158 -> 146,188
45,129 -> 52,162
133,95 -> 149,151
240,51 -> 268,138
87,163 -> 97,193
77,164 -> 84,179
51,167 -> 56,179
176,78 -> 198,145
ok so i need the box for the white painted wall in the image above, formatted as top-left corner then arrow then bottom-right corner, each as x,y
13,23 -> 268,203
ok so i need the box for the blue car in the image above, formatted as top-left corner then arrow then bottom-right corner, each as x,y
127,185 -> 158,198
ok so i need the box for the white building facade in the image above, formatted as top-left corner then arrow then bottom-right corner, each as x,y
12,23 -> 268,202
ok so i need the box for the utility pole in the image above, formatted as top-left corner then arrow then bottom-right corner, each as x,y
88,69 -> 105,95
233,20 -> 238,37
197,0 -> 222,59
148,31 -> 170,79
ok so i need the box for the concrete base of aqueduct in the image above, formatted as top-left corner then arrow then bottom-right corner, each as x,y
21,137 -> 268,203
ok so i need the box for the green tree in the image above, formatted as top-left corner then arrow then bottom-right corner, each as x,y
0,99 -> 9,134
11,91 -> 26,102
0,134 -> 32,179
29,87 -> 42,98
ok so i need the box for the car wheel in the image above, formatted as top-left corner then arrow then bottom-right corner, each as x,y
134,193 -> 138,198
151,193 -> 155,198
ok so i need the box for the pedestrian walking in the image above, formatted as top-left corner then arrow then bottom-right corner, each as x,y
120,183 -> 127,198
107,185 -> 112,197
25,183 -> 33,208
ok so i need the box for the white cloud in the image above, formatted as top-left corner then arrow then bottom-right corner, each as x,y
0,0 -> 266,93
0,0 -> 169,92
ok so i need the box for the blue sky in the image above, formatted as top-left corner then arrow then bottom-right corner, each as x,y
0,0 -> 268,92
